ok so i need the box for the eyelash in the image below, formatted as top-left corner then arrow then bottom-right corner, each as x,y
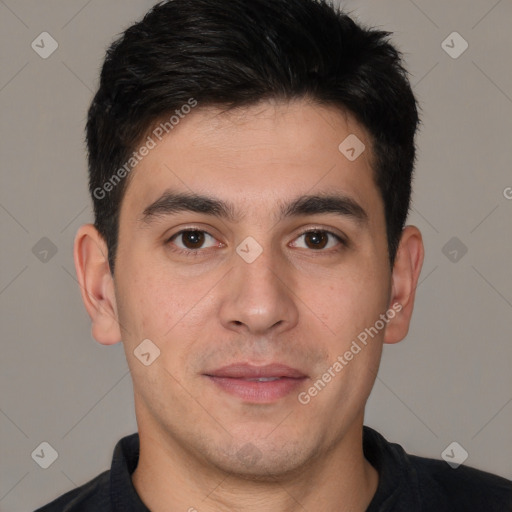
166,228 -> 347,257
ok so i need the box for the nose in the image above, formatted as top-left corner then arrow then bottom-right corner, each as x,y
218,248 -> 299,336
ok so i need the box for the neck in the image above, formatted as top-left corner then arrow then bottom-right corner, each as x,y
131,415 -> 378,512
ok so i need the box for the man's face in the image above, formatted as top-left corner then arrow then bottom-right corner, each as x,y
113,100 -> 393,475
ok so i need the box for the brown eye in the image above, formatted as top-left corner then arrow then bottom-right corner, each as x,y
170,230 -> 217,251
181,231 -> 205,249
303,231 -> 329,249
291,230 -> 344,251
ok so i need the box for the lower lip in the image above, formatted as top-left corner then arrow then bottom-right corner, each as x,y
206,376 -> 307,403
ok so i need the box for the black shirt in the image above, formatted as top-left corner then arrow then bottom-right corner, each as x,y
35,426 -> 512,511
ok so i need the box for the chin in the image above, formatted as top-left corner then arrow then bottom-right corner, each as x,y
204,437 -> 317,481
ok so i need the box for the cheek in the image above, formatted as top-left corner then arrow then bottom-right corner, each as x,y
117,263 -> 220,346
115,266 -> 174,344
298,265 -> 389,338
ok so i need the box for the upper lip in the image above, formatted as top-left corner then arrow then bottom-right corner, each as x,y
205,363 -> 307,379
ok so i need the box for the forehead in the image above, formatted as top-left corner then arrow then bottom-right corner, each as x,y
121,100 -> 381,221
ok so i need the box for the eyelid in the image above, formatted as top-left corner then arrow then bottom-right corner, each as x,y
166,225 -> 221,242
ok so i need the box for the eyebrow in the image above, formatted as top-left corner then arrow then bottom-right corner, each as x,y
139,190 -> 368,226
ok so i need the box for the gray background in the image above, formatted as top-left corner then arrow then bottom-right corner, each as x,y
1,0 -> 511,510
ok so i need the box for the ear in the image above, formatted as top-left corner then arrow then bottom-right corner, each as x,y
383,225 -> 424,344
73,224 -> 122,345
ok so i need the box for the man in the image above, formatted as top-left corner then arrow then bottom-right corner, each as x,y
36,0 -> 512,510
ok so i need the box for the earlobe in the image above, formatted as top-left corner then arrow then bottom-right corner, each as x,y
384,225 -> 424,345
73,224 -> 122,345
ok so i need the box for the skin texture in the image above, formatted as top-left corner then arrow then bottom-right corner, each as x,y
74,99 -> 424,512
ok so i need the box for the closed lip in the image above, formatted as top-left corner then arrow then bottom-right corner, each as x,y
204,363 -> 308,379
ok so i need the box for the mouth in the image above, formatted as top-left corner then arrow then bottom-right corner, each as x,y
204,363 -> 308,403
